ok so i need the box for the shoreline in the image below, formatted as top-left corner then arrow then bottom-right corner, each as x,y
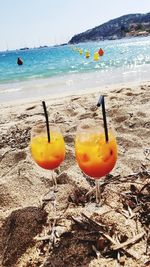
0,63 -> 150,104
1,79 -> 150,108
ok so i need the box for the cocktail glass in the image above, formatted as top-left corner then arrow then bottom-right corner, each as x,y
30,122 -> 65,191
75,121 -> 117,205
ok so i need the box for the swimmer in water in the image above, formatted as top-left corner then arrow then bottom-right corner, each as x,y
17,57 -> 23,65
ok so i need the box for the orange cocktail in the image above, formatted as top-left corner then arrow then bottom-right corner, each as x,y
31,123 -> 65,189
75,131 -> 117,178
31,131 -> 65,170
75,123 -> 117,204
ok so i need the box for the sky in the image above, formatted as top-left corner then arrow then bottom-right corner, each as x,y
0,0 -> 150,51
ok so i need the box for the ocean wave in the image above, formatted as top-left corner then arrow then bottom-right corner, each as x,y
0,87 -> 22,94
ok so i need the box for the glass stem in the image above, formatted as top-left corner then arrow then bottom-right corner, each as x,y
96,180 -> 101,206
52,170 -> 57,192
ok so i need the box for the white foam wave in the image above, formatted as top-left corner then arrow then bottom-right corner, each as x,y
0,87 -> 22,94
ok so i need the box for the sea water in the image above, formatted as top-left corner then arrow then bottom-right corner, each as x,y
0,36 -> 150,102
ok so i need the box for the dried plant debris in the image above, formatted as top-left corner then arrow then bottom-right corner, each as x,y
71,213 -> 145,260
122,182 -> 150,227
68,187 -> 90,206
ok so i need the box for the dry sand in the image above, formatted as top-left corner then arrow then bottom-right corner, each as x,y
0,82 -> 150,267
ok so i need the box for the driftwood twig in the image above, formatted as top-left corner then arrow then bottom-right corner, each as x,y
112,232 -> 145,250
103,233 -> 141,260
34,235 -> 51,241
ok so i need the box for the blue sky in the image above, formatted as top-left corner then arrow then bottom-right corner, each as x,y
0,0 -> 150,51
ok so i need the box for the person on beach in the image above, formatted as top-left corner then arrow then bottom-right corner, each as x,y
17,57 -> 23,65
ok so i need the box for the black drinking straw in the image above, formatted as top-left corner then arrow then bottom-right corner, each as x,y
42,101 -> 50,142
97,95 -> 109,142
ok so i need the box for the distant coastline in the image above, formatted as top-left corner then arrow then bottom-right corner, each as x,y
69,12 -> 150,44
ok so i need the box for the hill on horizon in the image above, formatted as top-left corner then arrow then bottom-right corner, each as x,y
69,12 -> 150,44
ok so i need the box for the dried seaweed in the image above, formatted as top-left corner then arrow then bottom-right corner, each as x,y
71,213 -> 144,260
122,182 -> 150,228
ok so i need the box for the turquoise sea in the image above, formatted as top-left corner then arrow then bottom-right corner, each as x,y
0,36 -> 150,102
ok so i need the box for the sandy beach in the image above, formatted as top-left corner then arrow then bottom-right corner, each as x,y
0,81 -> 150,267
